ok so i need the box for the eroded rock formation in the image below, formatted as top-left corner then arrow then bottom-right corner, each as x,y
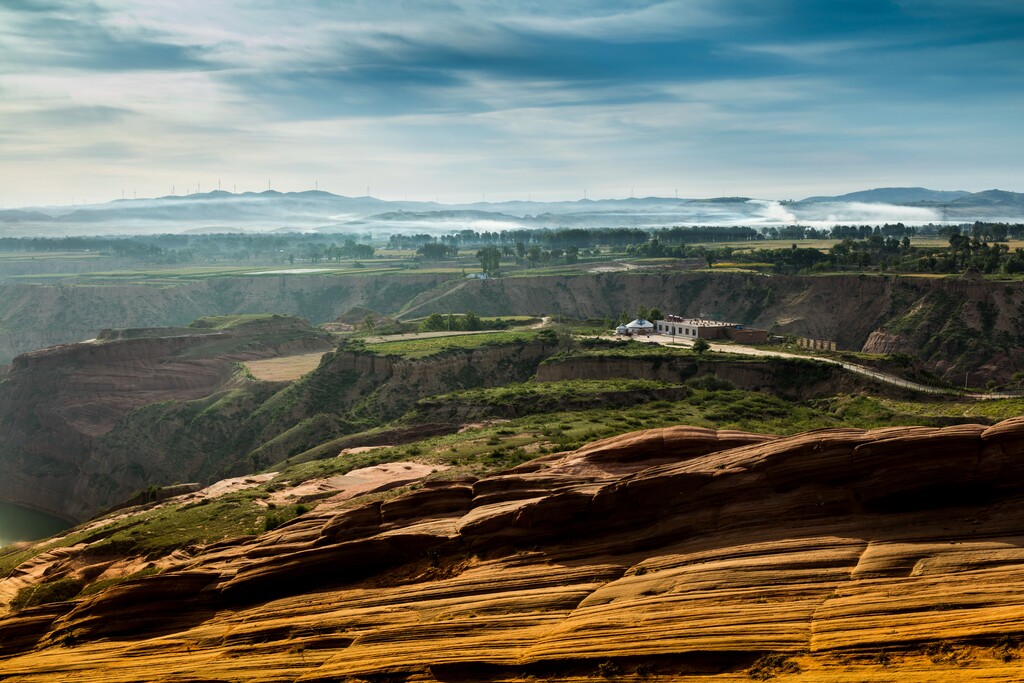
3,421 -> 1024,680
0,317 -> 331,520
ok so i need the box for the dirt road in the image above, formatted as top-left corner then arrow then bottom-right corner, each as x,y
629,333 -> 1016,399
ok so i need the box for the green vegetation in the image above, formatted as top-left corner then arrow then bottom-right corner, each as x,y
368,330 -> 541,358
263,503 -> 309,532
10,577 -> 83,610
7,221 -> 1024,287
273,385 -> 989,489
435,379 -> 679,408
189,313 -> 293,330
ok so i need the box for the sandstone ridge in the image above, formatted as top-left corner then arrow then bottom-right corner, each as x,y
3,421 -> 1024,680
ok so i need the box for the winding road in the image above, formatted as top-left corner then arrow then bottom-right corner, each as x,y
630,333 -> 1017,399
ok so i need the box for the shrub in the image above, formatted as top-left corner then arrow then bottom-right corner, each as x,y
748,653 -> 800,680
686,375 -> 736,391
10,577 -> 84,610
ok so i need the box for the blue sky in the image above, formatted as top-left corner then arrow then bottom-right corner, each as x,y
1,0 -> 1022,206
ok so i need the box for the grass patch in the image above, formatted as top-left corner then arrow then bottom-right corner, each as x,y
434,379 -> 679,407
9,577 -> 84,610
189,313 -> 292,330
368,330 -> 540,358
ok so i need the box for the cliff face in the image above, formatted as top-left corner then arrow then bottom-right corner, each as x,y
535,354 -> 884,399
406,272 -> 1024,382
0,273 -> 453,362
0,318 -> 332,521
248,339 -> 563,463
4,420 -> 1024,681
0,335 -> 563,521
2,271 -> 1021,380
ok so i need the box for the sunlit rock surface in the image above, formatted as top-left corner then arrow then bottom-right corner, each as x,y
4,421 -> 1024,681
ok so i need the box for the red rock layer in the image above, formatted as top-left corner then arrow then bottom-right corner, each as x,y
3,422 -> 1024,681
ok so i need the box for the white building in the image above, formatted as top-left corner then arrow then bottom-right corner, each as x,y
654,316 -> 768,344
624,318 -> 655,336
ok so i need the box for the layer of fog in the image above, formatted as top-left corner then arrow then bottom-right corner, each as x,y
0,193 -> 986,238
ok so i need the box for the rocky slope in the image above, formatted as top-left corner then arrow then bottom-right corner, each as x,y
535,354 -> 871,399
404,271 -> 1024,383
0,332 -> 565,522
0,316 -> 332,521
3,420 -> 1024,680
3,270 -> 1023,383
0,273 -> 453,363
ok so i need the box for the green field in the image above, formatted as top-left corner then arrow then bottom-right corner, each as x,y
367,330 -> 541,358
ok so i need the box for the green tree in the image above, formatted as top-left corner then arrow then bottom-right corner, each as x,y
362,313 -> 376,333
417,243 -> 456,260
692,338 -> 710,353
565,245 -> 579,264
476,245 -> 501,276
527,245 -> 542,267
420,313 -> 446,332
463,311 -> 483,330
648,307 -> 663,321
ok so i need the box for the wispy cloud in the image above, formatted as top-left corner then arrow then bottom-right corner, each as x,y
0,0 -> 1022,207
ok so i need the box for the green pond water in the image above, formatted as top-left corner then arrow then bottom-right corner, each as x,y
0,502 -> 70,546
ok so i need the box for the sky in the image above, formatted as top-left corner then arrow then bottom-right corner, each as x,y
1,0 -> 1022,207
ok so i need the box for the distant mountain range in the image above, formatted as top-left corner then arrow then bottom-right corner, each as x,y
800,187 -> 972,205
799,187 -> 1024,218
1,187 -> 1021,236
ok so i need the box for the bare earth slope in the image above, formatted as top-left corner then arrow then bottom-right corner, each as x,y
4,421 -> 1024,680
0,273 -> 452,363
0,316 -> 332,520
405,272 -> 1024,383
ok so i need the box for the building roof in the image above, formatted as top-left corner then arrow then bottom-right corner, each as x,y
657,317 -> 737,328
625,318 -> 655,329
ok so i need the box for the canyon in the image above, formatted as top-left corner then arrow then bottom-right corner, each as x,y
2,270 -> 1021,383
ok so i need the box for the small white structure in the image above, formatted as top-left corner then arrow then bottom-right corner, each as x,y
625,318 -> 655,336
615,324 -> 630,336
654,316 -> 768,344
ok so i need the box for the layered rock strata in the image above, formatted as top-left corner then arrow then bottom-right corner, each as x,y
3,421 -> 1024,680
